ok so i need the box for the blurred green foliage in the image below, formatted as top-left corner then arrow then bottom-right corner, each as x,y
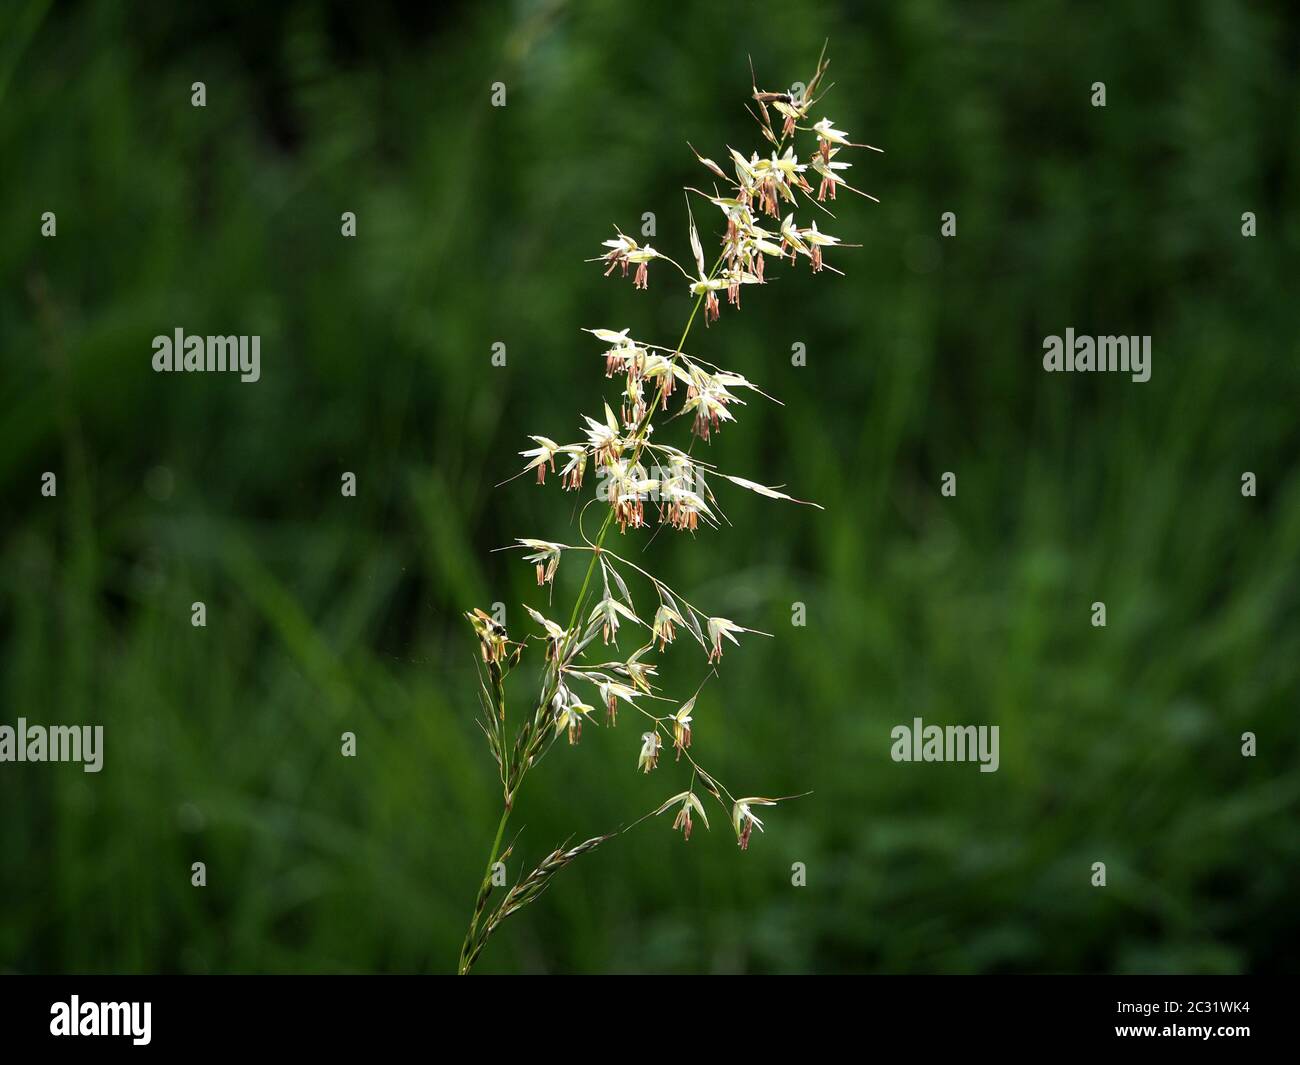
2,0 -> 1298,974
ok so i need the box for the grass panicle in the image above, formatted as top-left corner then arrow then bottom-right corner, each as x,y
458,47 -> 877,974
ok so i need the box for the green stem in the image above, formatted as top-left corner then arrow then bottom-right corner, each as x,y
457,799 -> 511,974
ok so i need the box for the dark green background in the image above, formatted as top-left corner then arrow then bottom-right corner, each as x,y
2,0 -> 1297,974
